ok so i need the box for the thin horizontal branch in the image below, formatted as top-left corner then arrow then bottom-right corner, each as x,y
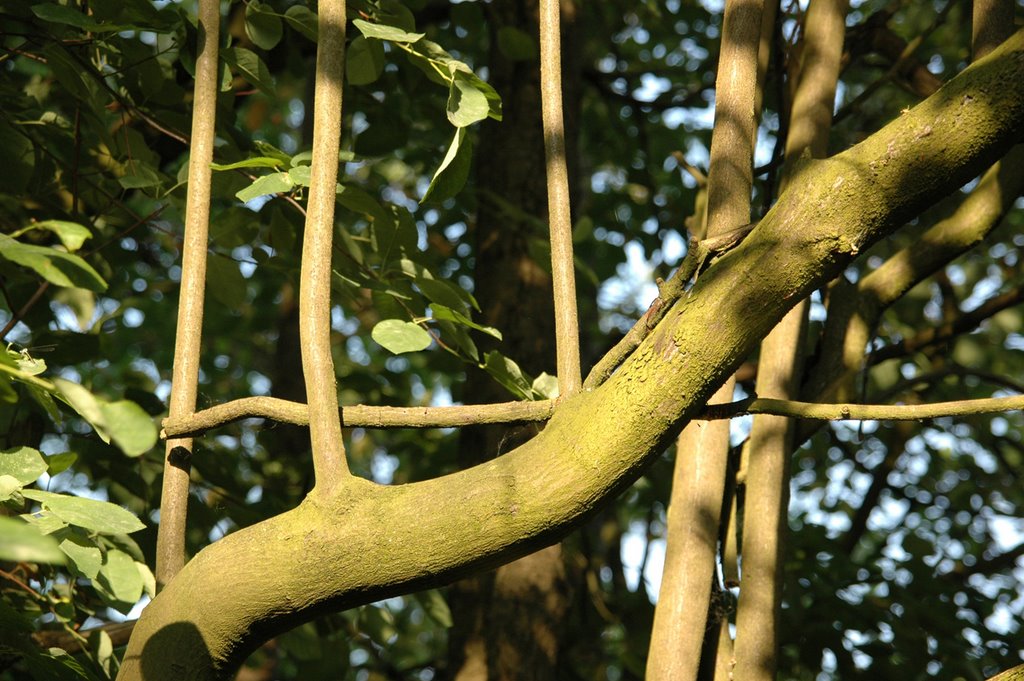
704,394 -> 1024,421
161,397 -> 556,438
165,390 -> 1024,438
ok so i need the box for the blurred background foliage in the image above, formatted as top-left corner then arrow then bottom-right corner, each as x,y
0,0 -> 1022,679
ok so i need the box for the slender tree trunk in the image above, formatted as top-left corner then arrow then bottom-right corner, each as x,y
447,1 -> 579,678
732,3 -> 847,678
647,1 -> 765,678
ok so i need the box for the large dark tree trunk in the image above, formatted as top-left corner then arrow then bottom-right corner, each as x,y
447,1 -> 580,679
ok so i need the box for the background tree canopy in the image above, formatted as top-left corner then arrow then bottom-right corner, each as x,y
1,0 -> 1023,680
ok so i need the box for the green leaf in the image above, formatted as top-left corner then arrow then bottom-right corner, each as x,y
376,0 -> 417,32
497,26 -> 538,61
422,128 -> 473,204
373,207 -> 419,262
403,38 -> 457,86
52,379 -> 157,457
91,629 -> 114,677
236,172 -> 294,202
21,490 -> 145,535
414,276 -> 466,312
206,253 -> 248,310
52,286 -> 95,330
447,71 -> 490,127
483,351 -> 533,400
210,156 -> 285,171
459,70 -> 502,122
0,475 -> 22,502
337,185 -> 392,227
27,384 -> 61,423
430,304 -> 502,339
0,233 -> 107,292
32,3 -> 134,32
0,517 -> 66,565
43,44 -> 95,102
372,320 -> 432,354
100,401 -> 158,458
245,1 -> 283,50
32,221 -> 93,252
347,36 -> 385,86
45,452 -> 78,476
287,164 -> 311,186
54,379 -> 107,442
137,561 -> 156,599
418,589 -> 453,628
21,509 -> 68,535
284,5 -> 318,42
118,163 -> 163,189
0,446 -> 48,485
60,534 -> 102,579
532,372 -> 560,400
96,548 -> 144,610
223,47 -> 275,95
11,349 -> 46,376
437,321 -> 478,362
253,140 -> 293,164
352,18 -> 424,43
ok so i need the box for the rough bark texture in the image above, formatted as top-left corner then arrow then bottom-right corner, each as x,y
118,29 -> 1024,681
447,1 -> 578,679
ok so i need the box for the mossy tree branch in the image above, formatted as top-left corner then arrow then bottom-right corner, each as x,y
118,29 -> 1024,681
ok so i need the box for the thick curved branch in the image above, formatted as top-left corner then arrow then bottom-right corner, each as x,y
118,31 -> 1024,681
155,0 -> 219,590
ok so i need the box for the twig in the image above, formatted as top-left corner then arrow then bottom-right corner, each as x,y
702,393 -> 1024,421
160,397 -> 556,438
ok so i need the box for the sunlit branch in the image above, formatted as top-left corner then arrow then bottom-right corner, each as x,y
539,0 -> 581,396
705,394 -> 1024,421
154,0 -> 219,591
161,397 -> 556,438
300,0 -> 350,492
